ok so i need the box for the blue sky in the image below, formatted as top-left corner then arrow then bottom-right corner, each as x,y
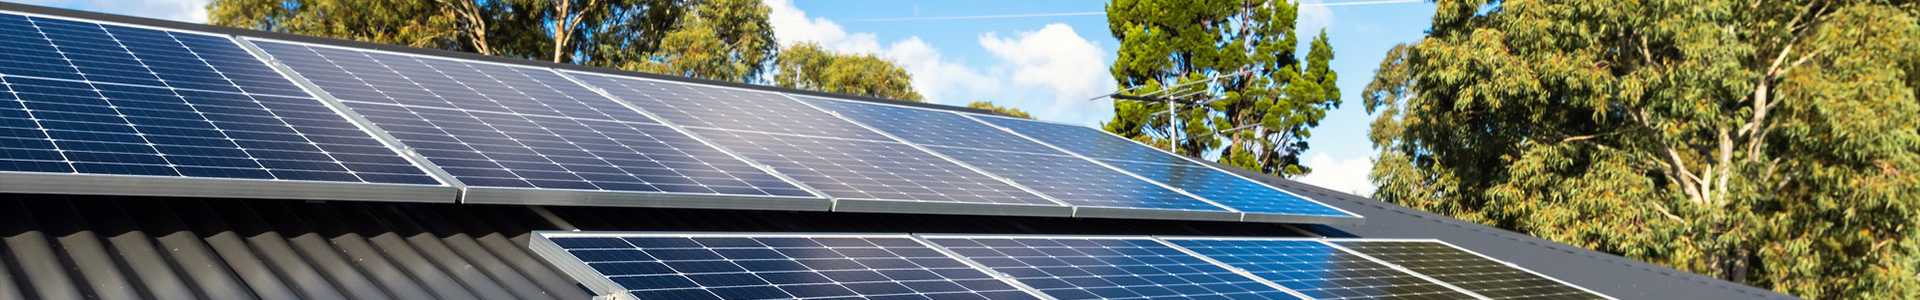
30,0 -> 1436,195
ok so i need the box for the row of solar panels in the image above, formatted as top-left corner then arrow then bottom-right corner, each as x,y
532,232 -> 1615,300
0,9 -> 1358,224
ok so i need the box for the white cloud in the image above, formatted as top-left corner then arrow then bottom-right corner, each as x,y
979,24 -> 1115,122
763,0 -> 1117,126
22,0 -> 208,23
1296,153 -> 1375,195
1296,0 -> 1334,36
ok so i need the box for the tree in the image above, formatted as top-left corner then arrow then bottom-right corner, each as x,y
966,101 -> 1031,119
208,0 -> 459,49
1365,1 -> 1920,298
773,42 -> 923,101
1104,0 -> 1339,177
637,0 -> 778,82
208,0 -> 775,81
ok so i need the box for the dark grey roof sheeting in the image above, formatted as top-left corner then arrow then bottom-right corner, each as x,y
1206,163 -> 1798,300
0,194 -> 1311,300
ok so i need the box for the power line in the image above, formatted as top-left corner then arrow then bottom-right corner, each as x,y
822,0 -> 1425,23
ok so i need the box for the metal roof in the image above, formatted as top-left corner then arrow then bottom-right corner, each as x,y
0,2 -> 1797,300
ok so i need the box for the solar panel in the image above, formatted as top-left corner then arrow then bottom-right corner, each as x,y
797,96 -> 1060,154
246,40 -> 820,208
0,12 -> 448,199
969,115 -> 1359,223
1101,160 -> 1356,221
922,235 -> 1308,300
1163,238 -> 1482,300
687,128 -> 1067,216
530,232 -> 1045,300
800,96 -> 1246,220
567,72 -> 894,142
1334,240 -> 1612,300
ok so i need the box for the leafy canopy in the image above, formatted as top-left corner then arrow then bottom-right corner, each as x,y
210,0 -> 896,88
773,42 -> 923,101
1104,0 -> 1339,177
965,101 -> 1032,119
1366,1 -> 1920,298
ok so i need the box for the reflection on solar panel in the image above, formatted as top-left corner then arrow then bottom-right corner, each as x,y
802,97 -> 1238,218
797,96 -> 1059,154
689,128 -> 1057,208
250,40 -> 814,201
923,236 -> 1306,300
1335,240 -> 1611,300
1101,160 -> 1353,219
931,146 -> 1228,214
567,72 -> 893,141
971,115 -> 1357,221
1164,238 -> 1480,300
0,13 -> 438,184
531,233 -> 1044,300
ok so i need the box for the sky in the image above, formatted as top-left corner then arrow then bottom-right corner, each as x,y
27,0 -> 1437,196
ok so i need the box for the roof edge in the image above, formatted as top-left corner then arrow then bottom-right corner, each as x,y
0,1 -> 1009,117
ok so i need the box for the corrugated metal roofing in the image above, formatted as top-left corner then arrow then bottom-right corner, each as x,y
0,194 -> 1313,300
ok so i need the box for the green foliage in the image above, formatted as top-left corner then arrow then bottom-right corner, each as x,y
635,0 -> 777,82
1366,1 -> 1920,298
208,0 -> 459,49
1103,0 -> 1338,177
966,101 -> 1031,119
774,42 -> 923,101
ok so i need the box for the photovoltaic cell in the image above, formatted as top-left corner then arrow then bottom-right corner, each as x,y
1335,241 -> 1609,300
800,96 -> 1231,213
567,72 -> 893,142
930,146 -> 1226,212
1165,239 -> 1480,300
972,115 -> 1354,218
798,96 -> 1060,154
0,13 -> 439,184
924,236 -> 1304,300
539,234 -> 1043,300
251,40 -> 810,197
689,128 -> 1053,206
973,116 -> 1172,164
1101,160 -> 1352,217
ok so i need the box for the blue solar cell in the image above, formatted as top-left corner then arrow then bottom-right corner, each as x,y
542,234 -> 1044,300
567,72 -> 894,141
929,146 -> 1227,212
972,115 -> 1353,218
689,128 -> 1055,206
1166,239 -> 1479,300
798,96 -> 1060,154
1335,241 -> 1610,300
973,115 -> 1173,163
1101,160 -> 1352,217
0,12 -> 438,184
252,40 -> 812,197
925,236 -> 1305,300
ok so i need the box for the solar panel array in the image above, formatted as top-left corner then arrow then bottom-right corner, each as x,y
802,97 -> 1237,215
974,116 -> 1356,219
538,233 -> 1615,300
535,234 -> 1043,300
0,13 -> 438,184
1163,239 -> 1479,300
250,41 -> 813,199
1335,241 -> 1610,300
0,7 -> 1360,224
922,236 -> 1306,300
